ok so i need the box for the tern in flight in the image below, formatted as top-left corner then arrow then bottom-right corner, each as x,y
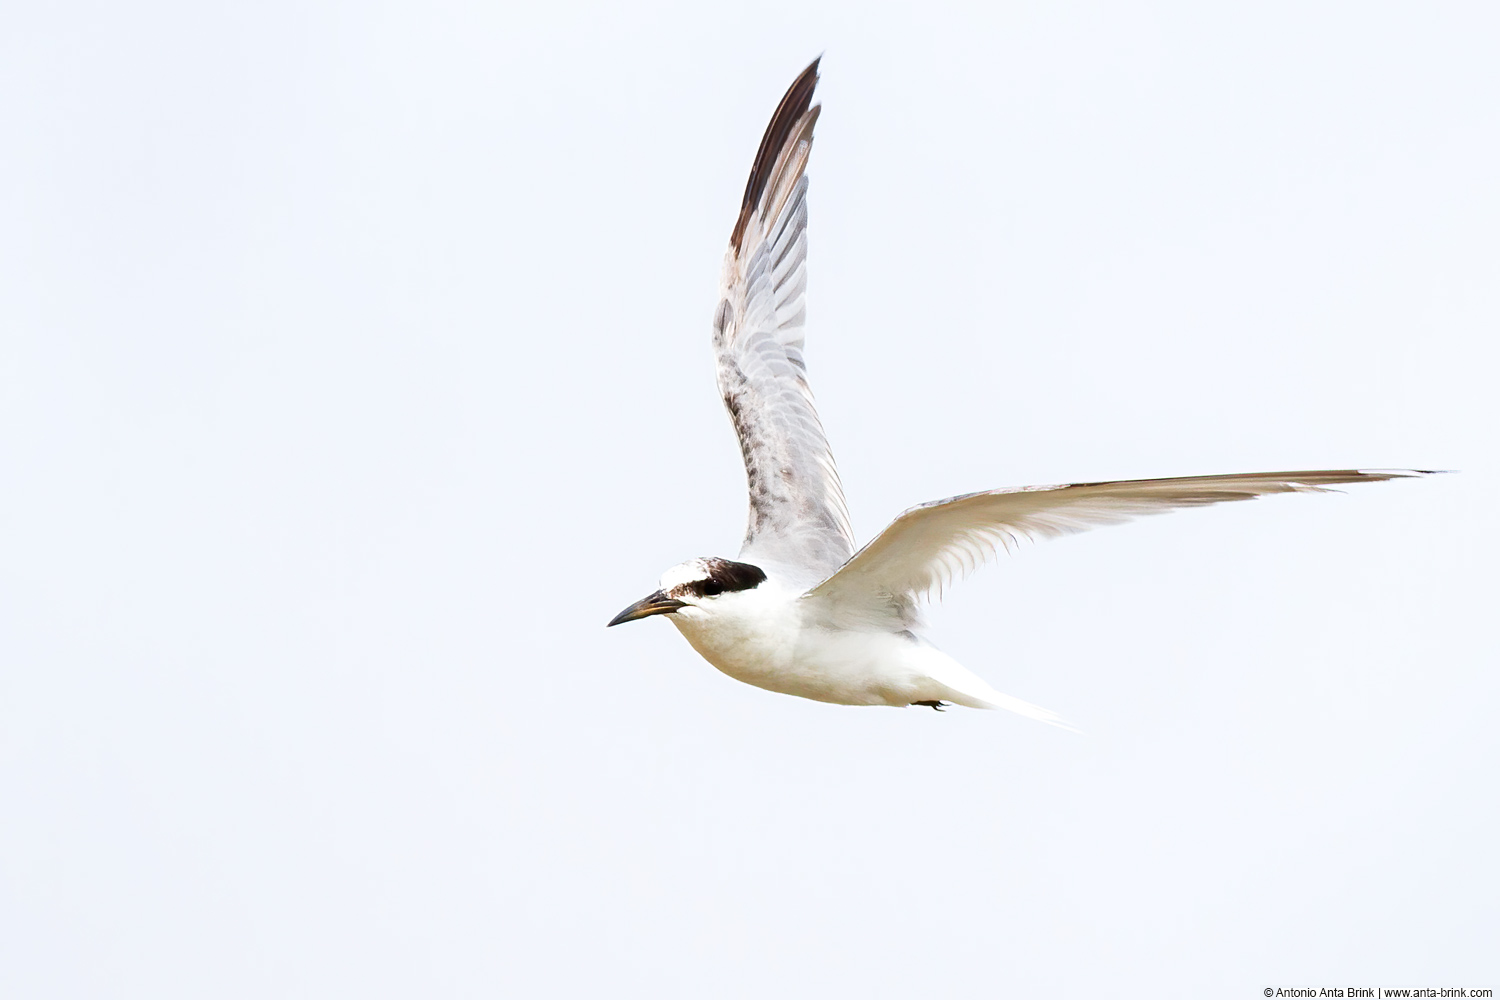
608,59 -> 1431,725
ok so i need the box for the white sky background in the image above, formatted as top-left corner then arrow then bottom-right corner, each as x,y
1,1 -> 1496,996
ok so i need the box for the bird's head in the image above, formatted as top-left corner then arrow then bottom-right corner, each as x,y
607,557 -> 768,627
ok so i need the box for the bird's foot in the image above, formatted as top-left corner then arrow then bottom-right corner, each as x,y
911,700 -> 948,712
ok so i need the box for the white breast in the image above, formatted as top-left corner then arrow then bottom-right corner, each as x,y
667,584 -> 930,706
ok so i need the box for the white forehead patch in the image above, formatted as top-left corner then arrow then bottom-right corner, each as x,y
659,559 -> 711,590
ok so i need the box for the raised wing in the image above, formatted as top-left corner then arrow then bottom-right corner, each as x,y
714,58 -> 855,585
805,469 -> 1434,625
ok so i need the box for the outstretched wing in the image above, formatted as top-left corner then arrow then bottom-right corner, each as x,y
714,58 -> 855,586
805,469 -> 1434,625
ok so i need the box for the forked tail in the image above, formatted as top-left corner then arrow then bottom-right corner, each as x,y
915,641 -> 1080,731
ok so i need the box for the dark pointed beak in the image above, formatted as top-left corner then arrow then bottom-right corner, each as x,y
607,590 -> 687,627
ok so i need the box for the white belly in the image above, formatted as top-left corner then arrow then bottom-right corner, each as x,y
676,621 -> 914,705
656,586 -> 1067,723
667,592 -> 945,706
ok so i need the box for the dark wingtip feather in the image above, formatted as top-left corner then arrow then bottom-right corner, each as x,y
730,57 -> 821,251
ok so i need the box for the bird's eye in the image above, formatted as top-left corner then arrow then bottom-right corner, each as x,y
701,581 -> 724,597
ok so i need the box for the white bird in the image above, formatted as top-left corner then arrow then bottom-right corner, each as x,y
608,58 -> 1432,725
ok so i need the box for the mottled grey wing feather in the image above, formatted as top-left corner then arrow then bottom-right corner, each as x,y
806,469 -> 1433,626
715,59 -> 854,584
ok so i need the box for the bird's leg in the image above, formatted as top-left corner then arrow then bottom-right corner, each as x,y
911,700 -> 948,711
